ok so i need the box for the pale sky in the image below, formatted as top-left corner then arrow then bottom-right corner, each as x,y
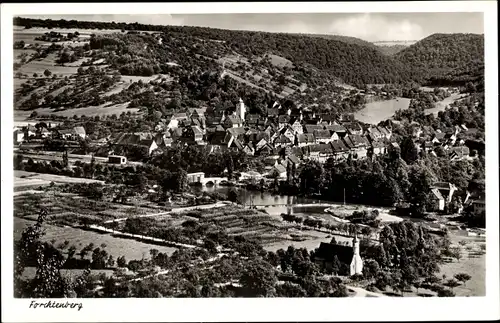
23,13 -> 484,42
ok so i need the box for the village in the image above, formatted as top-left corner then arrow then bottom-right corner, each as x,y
13,94 -> 484,215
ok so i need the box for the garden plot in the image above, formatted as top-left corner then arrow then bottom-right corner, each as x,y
13,191 -> 169,227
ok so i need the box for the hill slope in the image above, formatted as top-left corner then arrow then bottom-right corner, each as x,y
394,33 -> 484,85
14,17 -> 411,87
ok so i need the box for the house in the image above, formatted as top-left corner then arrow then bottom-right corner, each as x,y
58,128 -> 76,140
187,172 -> 205,184
286,155 -> 301,167
113,133 -> 158,156
450,146 -> 470,161
289,118 -> 304,134
304,124 -> 324,134
366,126 -> 384,141
296,133 -> 316,147
378,126 -> 392,140
471,198 -> 486,214
14,128 -> 25,144
319,114 -> 336,125
22,124 -> 37,140
422,141 -> 434,152
38,127 -> 51,138
163,132 -> 173,147
266,108 -> 279,117
430,188 -> 446,211
280,126 -> 296,143
242,143 -> 255,156
308,144 -> 333,163
343,134 -> 369,159
205,116 -> 222,128
257,143 -> 277,157
443,132 -> 457,146
255,138 -> 269,151
182,126 -> 204,143
245,114 -> 261,127
73,126 -> 86,139
224,115 -> 243,128
271,164 -> 287,179
273,134 -> 293,148
224,128 -> 246,148
313,129 -> 338,144
330,139 -> 350,161
313,236 -> 363,276
370,139 -> 387,156
344,122 -> 364,136
190,108 -> 206,120
324,124 -> 347,138
431,182 -> 458,204
277,115 -> 291,129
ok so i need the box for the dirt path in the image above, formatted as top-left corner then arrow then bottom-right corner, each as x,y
347,285 -> 388,297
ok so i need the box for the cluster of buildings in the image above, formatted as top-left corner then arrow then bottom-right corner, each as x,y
14,123 -> 86,144
120,99 -> 398,165
409,123 -> 476,161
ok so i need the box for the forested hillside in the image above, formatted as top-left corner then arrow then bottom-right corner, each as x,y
13,17 -> 484,89
14,17 -> 410,86
395,33 -> 484,86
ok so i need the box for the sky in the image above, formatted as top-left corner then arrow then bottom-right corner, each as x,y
23,12 -> 484,42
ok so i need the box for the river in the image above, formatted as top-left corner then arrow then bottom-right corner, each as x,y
196,185 -> 485,296
354,98 -> 411,124
353,93 -> 467,124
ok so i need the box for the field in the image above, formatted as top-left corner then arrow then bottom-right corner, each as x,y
14,170 -> 105,189
31,102 -> 140,118
15,217 -> 177,262
354,98 -> 412,124
15,53 -> 82,77
266,54 -> 294,68
439,231 -> 486,296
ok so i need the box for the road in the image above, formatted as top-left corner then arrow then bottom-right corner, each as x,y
347,285 -> 387,297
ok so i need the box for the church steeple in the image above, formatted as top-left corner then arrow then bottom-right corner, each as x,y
237,98 -> 246,121
350,233 -> 363,276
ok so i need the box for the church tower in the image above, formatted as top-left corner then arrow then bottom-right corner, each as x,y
350,234 -> 363,276
237,98 -> 246,121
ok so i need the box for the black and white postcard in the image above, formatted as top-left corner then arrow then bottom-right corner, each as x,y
1,1 -> 498,322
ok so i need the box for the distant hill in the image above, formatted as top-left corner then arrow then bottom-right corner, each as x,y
394,33 -> 484,85
293,33 -> 379,49
375,45 -> 408,56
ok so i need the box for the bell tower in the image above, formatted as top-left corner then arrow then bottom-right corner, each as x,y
237,98 -> 246,121
350,234 -> 363,276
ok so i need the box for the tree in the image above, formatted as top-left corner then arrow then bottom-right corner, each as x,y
437,288 -> 456,297
444,279 -> 460,291
299,159 -> 324,194
117,256 -> 127,268
227,188 -> 239,203
240,260 -> 278,297
400,137 -> 419,165
14,209 -> 71,298
44,69 -> 52,77
454,273 -> 471,287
